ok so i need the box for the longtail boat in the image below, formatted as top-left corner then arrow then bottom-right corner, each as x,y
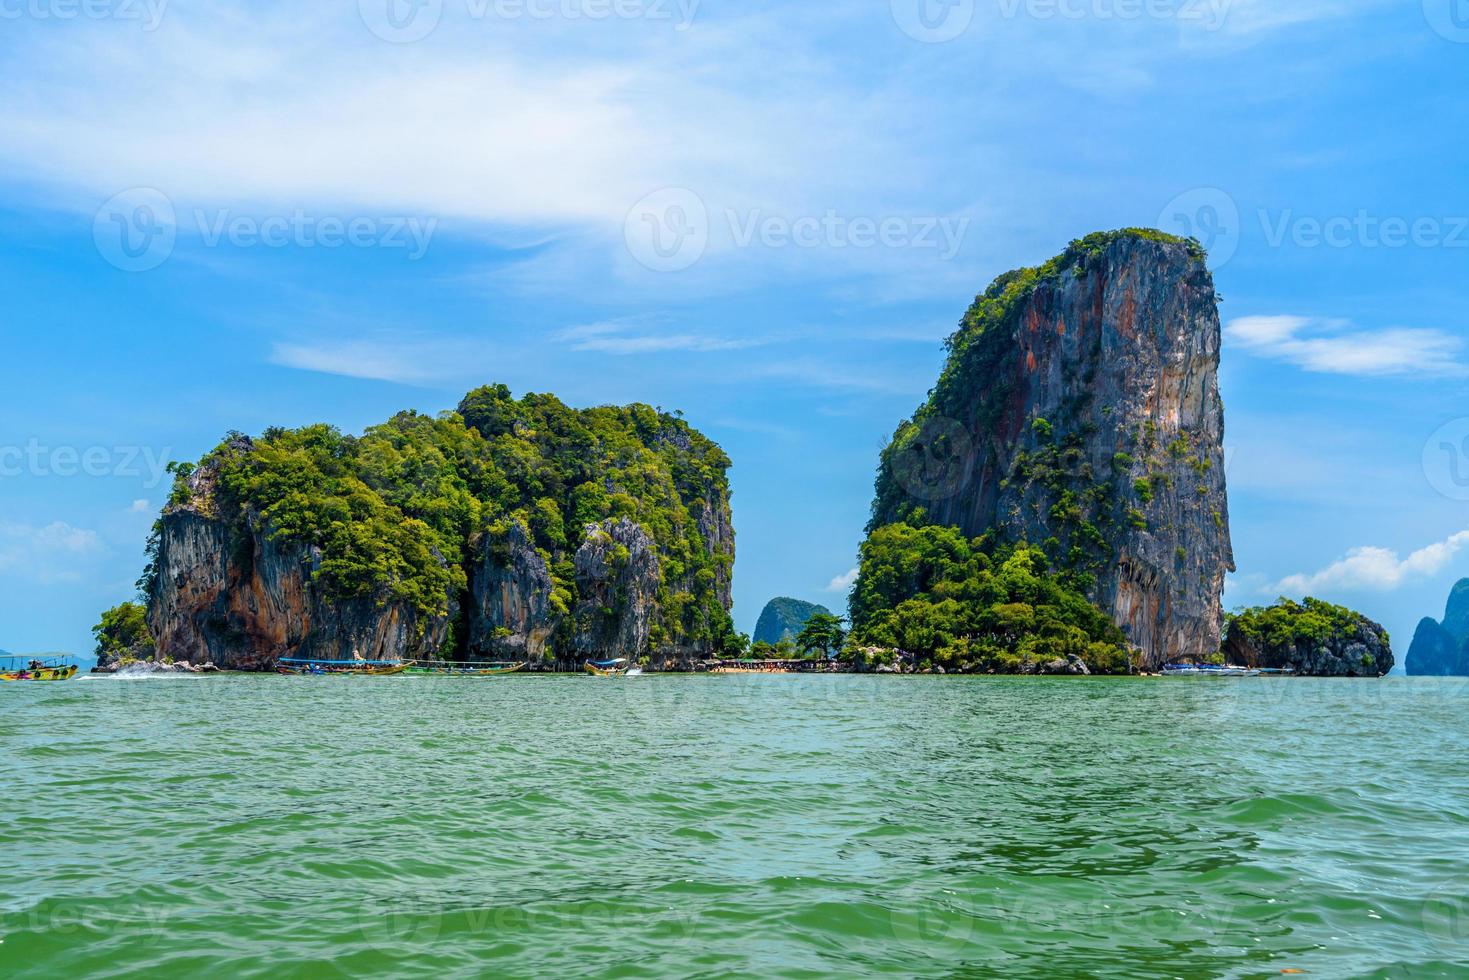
584,658 -> 630,677
1,656 -> 78,682
276,658 -> 406,676
403,660 -> 528,676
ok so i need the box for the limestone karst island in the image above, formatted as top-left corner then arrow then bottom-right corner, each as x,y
86,232 -> 1390,680
8,9 -> 1463,976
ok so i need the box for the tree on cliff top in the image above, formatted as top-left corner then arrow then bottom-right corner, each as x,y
92,602 -> 155,667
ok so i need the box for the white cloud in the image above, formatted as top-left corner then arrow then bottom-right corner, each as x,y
557,320 -> 761,356
1225,316 -> 1466,377
269,337 -> 497,386
1276,529 -> 1469,594
129,499 -> 150,513
0,522 -> 105,585
826,567 -> 859,593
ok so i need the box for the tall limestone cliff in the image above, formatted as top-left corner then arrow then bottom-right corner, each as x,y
866,230 -> 1234,669
143,386 -> 736,670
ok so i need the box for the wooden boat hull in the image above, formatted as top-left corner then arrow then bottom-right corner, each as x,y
404,662 -> 528,676
276,663 -> 406,676
1,665 -> 78,682
584,662 -> 629,677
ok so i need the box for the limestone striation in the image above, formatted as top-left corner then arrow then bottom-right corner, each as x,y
866,230 -> 1234,669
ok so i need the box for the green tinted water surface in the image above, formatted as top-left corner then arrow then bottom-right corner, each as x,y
3,674 -> 1466,978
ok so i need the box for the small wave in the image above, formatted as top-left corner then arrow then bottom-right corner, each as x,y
94,665 -> 210,681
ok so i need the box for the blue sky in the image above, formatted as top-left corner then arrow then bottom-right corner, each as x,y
1,0 -> 1466,668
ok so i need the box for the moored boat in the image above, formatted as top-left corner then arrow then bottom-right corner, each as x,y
1,656 -> 78,682
403,660 -> 528,676
276,658 -> 406,676
1161,663 -> 1261,677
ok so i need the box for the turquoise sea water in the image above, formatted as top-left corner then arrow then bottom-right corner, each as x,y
3,674 -> 1468,978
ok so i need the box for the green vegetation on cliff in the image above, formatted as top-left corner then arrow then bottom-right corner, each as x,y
1226,597 -> 1374,651
144,385 -> 735,656
846,522 -> 1132,674
1224,597 -> 1394,676
93,601 -> 155,666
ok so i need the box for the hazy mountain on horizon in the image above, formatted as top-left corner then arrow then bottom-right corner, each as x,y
753,598 -> 833,645
1406,578 -> 1469,676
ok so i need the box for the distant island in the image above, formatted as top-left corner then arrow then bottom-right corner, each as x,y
753,598 -> 833,646
1406,579 -> 1469,676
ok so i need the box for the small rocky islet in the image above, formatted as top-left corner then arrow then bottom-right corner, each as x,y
94,230 -> 1391,677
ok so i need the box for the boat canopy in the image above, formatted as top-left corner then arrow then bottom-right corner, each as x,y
588,658 -> 629,668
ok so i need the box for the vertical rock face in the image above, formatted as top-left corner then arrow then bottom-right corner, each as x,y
871,231 -> 1234,668
571,518 -> 662,662
469,521 -> 555,661
150,462 -> 449,668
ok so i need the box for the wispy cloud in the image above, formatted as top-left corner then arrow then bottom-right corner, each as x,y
752,360 -> 929,396
269,337 -> 492,386
826,567 -> 859,594
558,321 -> 762,356
0,521 -> 105,585
1276,529 -> 1469,594
1225,316 -> 1467,377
